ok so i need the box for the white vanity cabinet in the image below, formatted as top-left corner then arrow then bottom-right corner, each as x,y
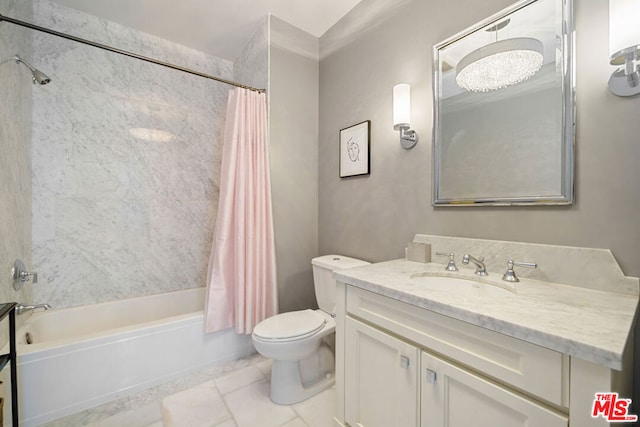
334,238 -> 638,427
335,282 -> 630,427
344,313 -> 565,427
344,317 -> 420,426
420,351 -> 567,427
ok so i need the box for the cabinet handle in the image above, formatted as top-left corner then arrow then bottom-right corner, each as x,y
400,355 -> 410,369
426,368 -> 437,384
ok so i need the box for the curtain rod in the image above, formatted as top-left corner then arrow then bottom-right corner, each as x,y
0,13 -> 266,93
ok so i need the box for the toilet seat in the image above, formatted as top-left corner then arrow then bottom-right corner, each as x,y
253,309 -> 327,342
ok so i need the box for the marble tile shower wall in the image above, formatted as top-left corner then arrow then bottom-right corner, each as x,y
31,0 -> 235,308
0,0 -> 33,338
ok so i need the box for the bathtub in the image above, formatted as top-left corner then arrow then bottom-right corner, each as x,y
10,288 -> 255,427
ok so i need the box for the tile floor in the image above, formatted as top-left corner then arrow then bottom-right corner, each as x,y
49,355 -> 336,427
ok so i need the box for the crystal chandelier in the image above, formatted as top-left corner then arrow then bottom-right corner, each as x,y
455,20 -> 544,93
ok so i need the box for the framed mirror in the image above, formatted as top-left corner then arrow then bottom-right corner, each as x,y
432,0 -> 574,206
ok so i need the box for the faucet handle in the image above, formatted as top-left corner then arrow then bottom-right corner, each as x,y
435,252 -> 458,271
502,260 -> 537,282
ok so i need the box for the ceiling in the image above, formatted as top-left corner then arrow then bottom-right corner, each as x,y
50,0 -> 364,61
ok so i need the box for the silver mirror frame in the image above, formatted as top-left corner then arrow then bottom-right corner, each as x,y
432,0 -> 575,206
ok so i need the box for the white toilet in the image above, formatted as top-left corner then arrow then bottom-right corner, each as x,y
252,254 -> 370,405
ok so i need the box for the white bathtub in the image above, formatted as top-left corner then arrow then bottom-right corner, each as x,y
11,288 -> 255,427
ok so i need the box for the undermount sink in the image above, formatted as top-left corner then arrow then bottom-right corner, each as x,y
409,273 -> 515,297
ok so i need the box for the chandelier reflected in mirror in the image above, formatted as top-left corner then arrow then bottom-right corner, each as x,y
455,19 -> 544,92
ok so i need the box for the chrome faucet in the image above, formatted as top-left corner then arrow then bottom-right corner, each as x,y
15,303 -> 51,315
462,254 -> 488,276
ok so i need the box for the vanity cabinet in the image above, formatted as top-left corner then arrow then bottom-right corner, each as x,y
344,317 -> 419,427
421,351 -> 567,427
334,239 -> 637,427
336,284 -> 604,427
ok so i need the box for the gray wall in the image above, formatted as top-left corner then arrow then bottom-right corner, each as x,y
269,17 -> 320,312
318,0 -> 640,278
318,0 -> 640,407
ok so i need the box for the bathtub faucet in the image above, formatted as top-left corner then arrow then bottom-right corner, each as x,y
15,303 -> 52,315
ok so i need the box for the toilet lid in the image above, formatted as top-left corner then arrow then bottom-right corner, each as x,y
253,309 -> 327,342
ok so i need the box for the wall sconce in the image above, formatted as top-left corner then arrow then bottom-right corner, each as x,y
609,0 -> 640,97
392,83 -> 418,149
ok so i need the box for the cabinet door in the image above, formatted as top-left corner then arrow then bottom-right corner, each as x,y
421,351 -> 568,427
345,317 -> 419,427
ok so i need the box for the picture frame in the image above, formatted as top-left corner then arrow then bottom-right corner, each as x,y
339,120 -> 370,178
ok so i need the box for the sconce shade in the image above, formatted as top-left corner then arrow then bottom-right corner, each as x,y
392,83 -> 417,148
608,0 -> 640,96
393,83 -> 411,128
610,0 -> 640,59
456,37 -> 544,92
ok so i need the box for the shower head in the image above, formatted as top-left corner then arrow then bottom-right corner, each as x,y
14,55 -> 51,85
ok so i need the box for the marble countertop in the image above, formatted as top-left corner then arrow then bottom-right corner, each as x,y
334,259 -> 639,371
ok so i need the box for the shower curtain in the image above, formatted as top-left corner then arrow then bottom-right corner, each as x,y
204,87 -> 278,334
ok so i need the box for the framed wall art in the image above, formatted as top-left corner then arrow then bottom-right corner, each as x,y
339,120 -> 370,178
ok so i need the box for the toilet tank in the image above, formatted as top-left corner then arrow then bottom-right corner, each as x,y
311,255 -> 370,313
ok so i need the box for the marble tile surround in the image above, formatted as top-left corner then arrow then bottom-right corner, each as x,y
30,0 -> 237,308
0,0 -> 34,341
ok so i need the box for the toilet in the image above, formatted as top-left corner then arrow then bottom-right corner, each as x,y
252,254 -> 370,405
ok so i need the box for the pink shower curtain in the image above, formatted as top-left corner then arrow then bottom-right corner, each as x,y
204,87 -> 278,334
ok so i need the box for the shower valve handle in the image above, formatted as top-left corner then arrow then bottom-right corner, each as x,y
20,271 -> 38,284
11,259 -> 38,290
